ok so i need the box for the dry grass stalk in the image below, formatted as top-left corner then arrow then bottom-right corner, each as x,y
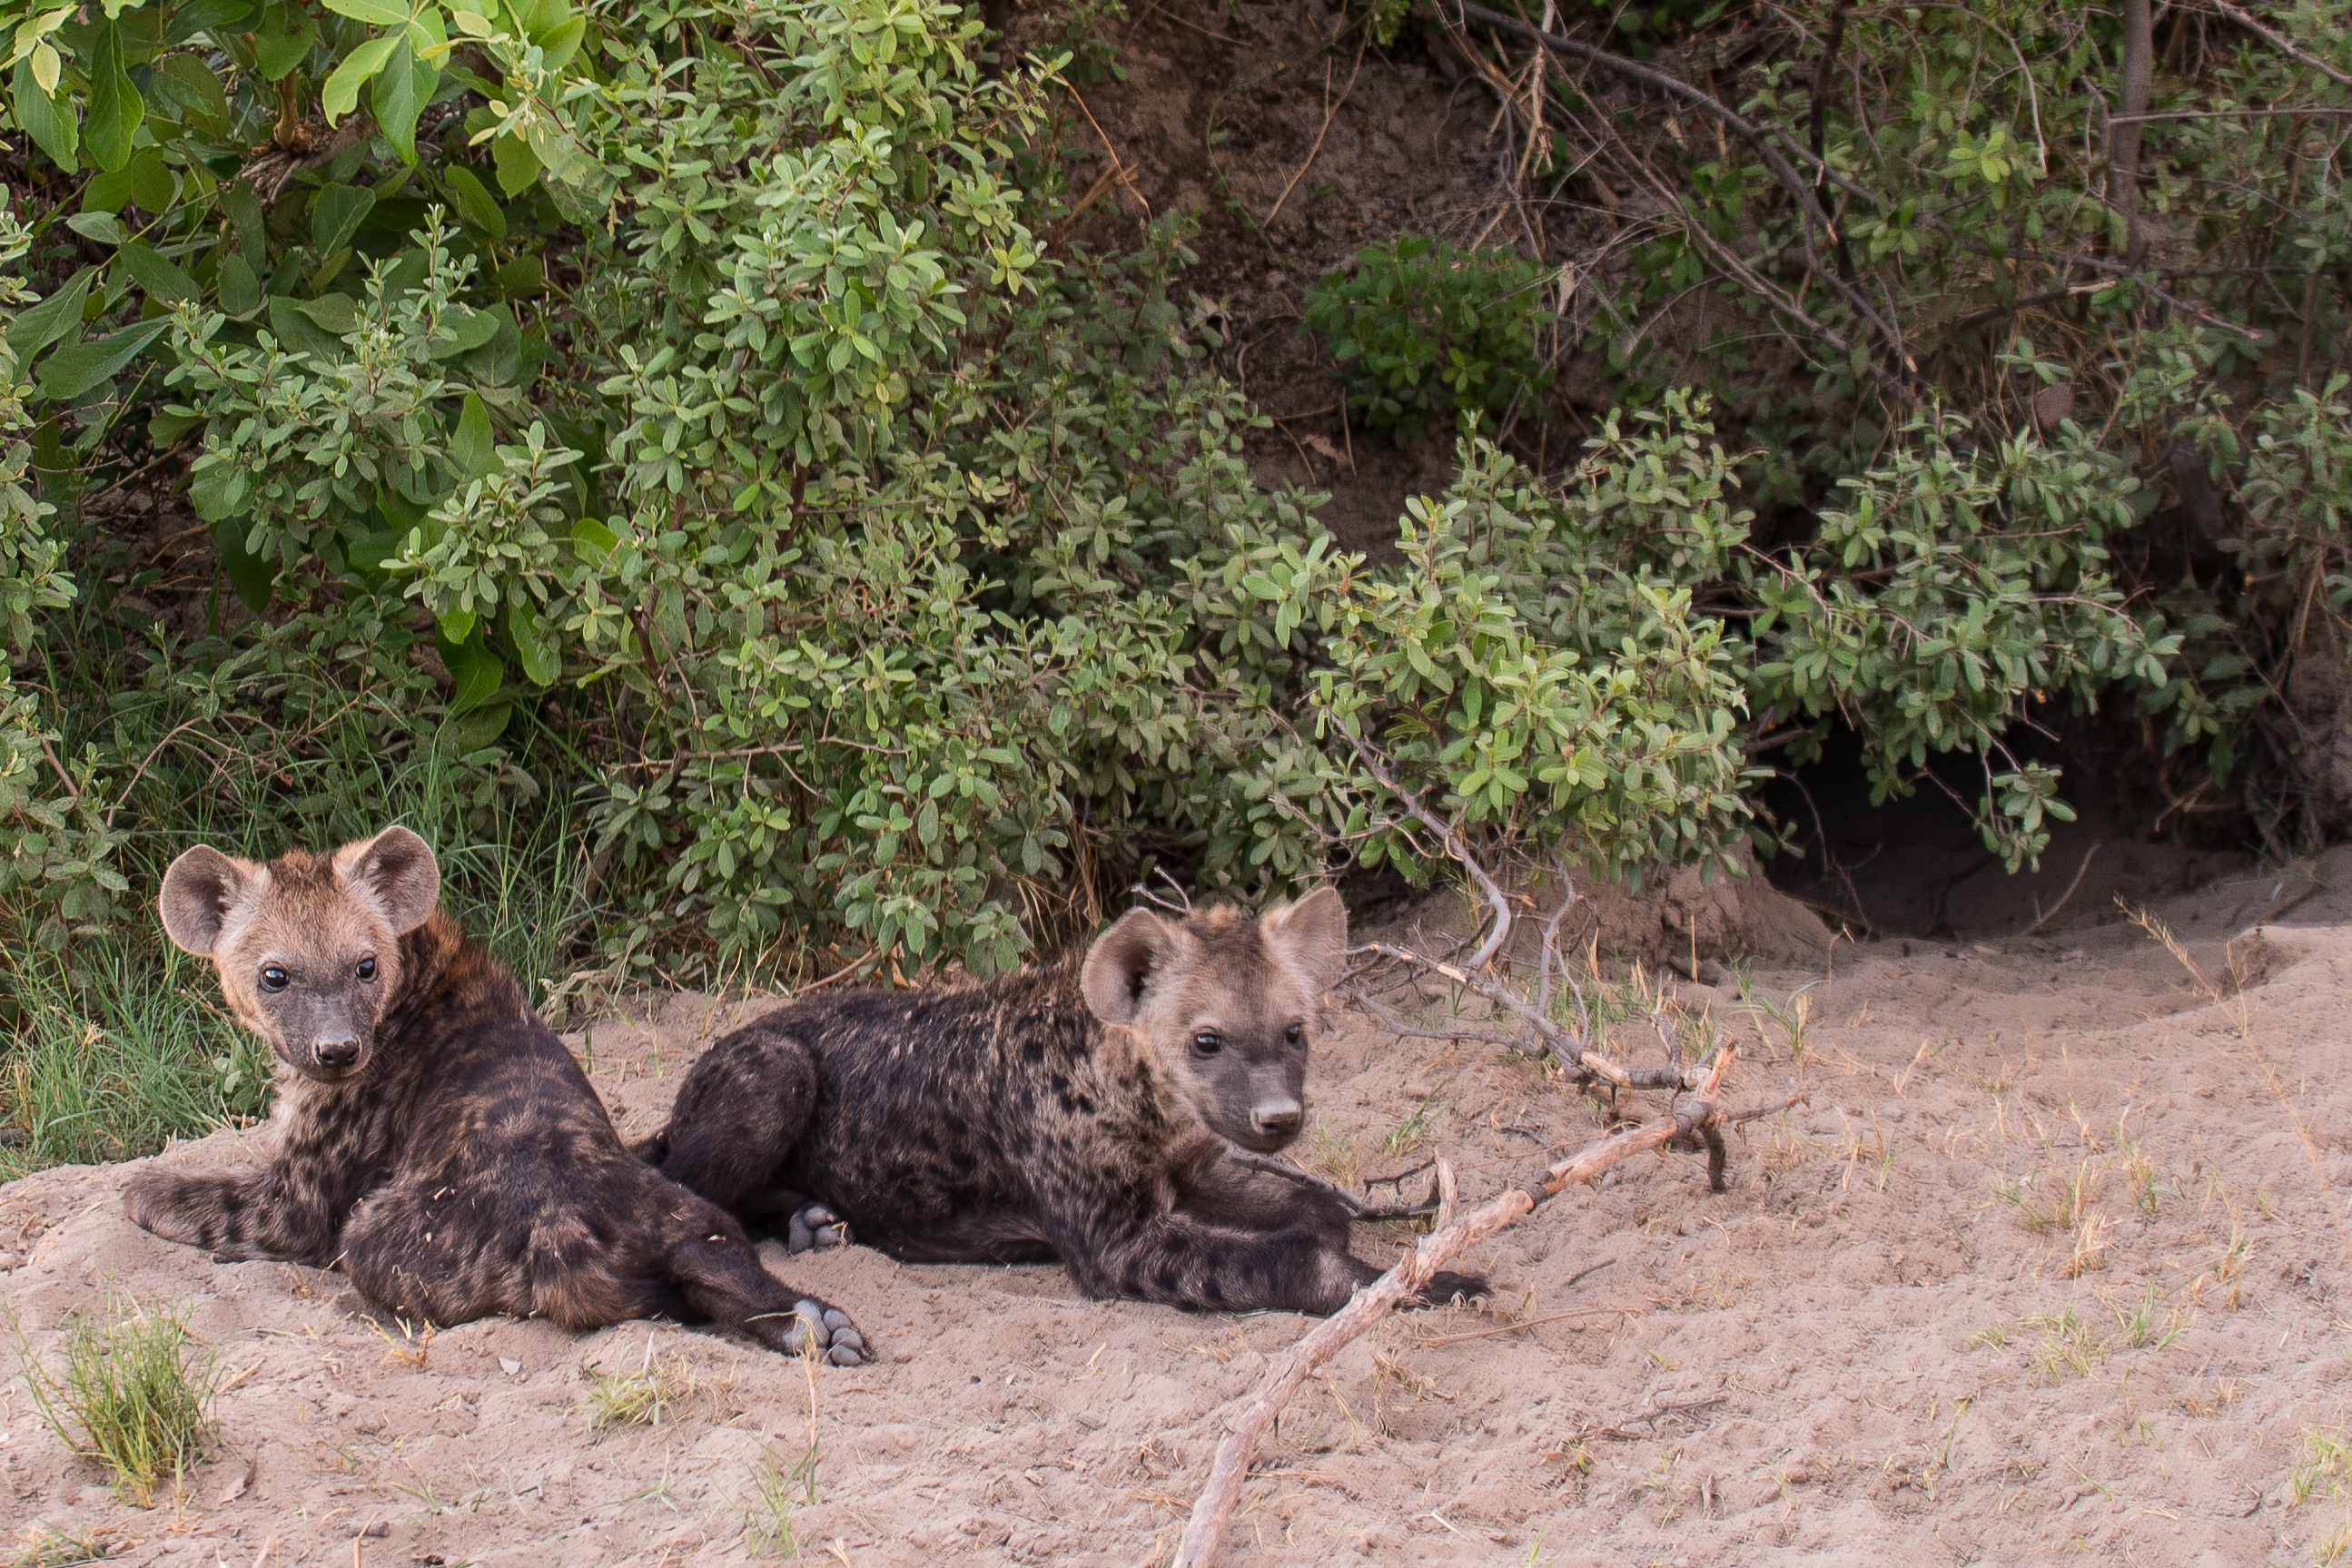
2120,898 -> 2352,1278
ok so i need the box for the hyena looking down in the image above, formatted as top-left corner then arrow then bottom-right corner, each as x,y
125,827 -> 866,1364
647,890 -> 1483,1316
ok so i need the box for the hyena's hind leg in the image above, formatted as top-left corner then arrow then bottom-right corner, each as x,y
124,1165 -> 338,1265
645,1181 -> 866,1364
664,1228 -> 866,1364
652,1021 -> 822,1223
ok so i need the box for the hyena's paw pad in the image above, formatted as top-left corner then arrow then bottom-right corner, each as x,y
786,1204 -> 850,1255
785,1297 -> 867,1366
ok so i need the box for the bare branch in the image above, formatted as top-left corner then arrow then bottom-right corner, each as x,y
1338,729 -> 1514,971
2207,0 -> 2352,93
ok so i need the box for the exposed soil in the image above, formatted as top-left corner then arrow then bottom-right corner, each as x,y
7,852 -> 2352,1564
1032,0 -> 1596,557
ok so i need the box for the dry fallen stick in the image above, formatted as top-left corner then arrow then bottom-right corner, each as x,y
1220,1148 -> 1441,1222
1576,1392 -> 1729,1443
1171,1049 -> 1737,1568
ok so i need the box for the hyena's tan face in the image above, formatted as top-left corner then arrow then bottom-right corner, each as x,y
1080,889 -> 1349,1153
158,827 -> 441,1082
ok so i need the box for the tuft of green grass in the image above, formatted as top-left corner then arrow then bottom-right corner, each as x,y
16,1293 -> 220,1506
1382,1080 -> 1448,1158
743,1442 -> 823,1558
2295,1425 -> 2352,1507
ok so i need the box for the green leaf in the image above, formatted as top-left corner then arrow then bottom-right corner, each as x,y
148,406 -> 203,445
450,392 -> 496,478
215,252 -> 262,316
508,595 -> 560,685
264,293 -> 347,361
371,37 -> 437,163
251,0 -> 319,81
37,318 -> 166,400
430,306 -> 500,359
321,0 -> 414,23
490,130 -> 541,196
127,150 -> 176,213
460,304 -> 521,385
152,54 -> 232,137
4,265 -> 96,362
10,58 -> 77,173
310,183 -> 377,258
292,292 -> 360,335
116,241 -> 201,306
83,23 -> 143,174
571,516 -> 618,561
212,518 -> 274,611
534,14 -> 584,69
447,634 -> 504,715
222,179 -> 269,263
458,701 -> 512,750
493,253 -> 545,297
322,34 -> 400,123
64,212 -> 128,245
441,164 -> 508,240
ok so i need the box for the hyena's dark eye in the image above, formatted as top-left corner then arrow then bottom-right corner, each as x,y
1191,1031 -> 1223,1057
356,957 -> 378,982
260,965 -> 290,993
1284,1022 -> 1304,1046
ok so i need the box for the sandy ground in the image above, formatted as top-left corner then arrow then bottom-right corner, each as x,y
5,853 -> 2352,1566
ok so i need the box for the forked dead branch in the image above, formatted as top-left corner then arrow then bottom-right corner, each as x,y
1173,1045 -> 1803,1567
1170,754 -> 1802,1565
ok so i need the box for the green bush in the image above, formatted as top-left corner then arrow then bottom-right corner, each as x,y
0,0 -> 2347,1178
1301,233 -> 1556,441
0,0 -> 1758,1003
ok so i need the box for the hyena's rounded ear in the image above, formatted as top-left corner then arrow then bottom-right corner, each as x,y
158,844 -> 260,956
1263,885 -> 1349,985
1082,908 -> 1176,1025
331,826 -> 441,936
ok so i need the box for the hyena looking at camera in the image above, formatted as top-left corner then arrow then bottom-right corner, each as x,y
644,890 -> 1483,1317
124,827 -> 865,1364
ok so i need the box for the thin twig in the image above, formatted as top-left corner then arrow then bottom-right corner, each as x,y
1218,1148 -> 1440,1222
1267,39 -> 1366,223
2207,0 -> 2352,91
2021,841 -> 2102,936
1340,730 -> 1514,971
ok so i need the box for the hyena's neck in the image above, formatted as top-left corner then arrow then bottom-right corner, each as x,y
380,910 -> 469,1040
1089,1018 -> 1196,1149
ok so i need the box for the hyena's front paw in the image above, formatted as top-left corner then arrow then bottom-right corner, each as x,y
1405,1269 -> 1488,1308
124,1167 -> 213,1246
768,1296 -> 866,1366
786,1203 -> 850,1255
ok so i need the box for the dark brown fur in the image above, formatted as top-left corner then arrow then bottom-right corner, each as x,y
125,829 -> 865,1362
647,892 -> 1482,1317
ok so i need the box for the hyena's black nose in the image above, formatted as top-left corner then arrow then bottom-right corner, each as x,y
1251,1100 -> 1303,1139
314,1037 -> 361,1070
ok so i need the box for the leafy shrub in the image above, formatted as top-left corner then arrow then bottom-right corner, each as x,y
1301,233 -> 1556,441
0,0 -> 2343,1188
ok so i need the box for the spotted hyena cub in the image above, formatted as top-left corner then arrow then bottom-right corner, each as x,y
125,827 -> 865,1363
646,890 -> 1482,1316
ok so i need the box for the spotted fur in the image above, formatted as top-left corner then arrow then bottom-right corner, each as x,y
648,890 -> 1483,1317
124,828 -> 865,1363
